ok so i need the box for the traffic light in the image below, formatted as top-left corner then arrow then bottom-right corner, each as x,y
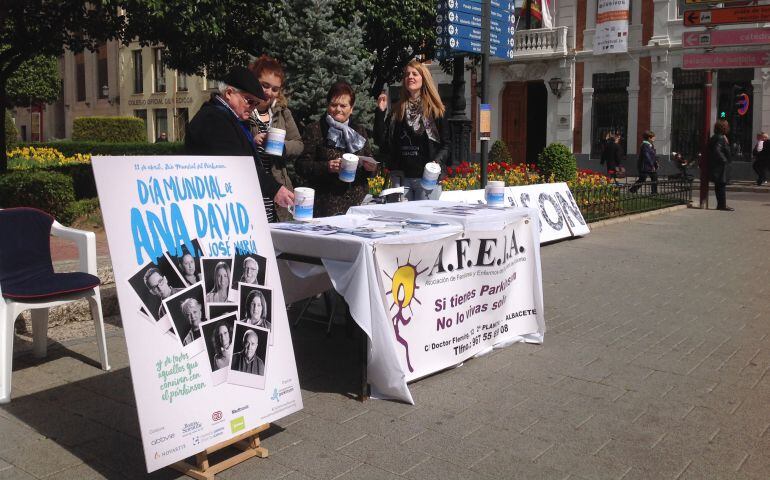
735,92 -> 750,116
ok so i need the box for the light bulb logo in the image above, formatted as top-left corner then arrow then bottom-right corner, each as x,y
383,254 -> 427,373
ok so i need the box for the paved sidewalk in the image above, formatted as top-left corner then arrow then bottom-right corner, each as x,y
2,191 -> 769,479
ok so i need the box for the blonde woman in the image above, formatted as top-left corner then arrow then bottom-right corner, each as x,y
374,60 -> 450,201
206,262 -> 231,303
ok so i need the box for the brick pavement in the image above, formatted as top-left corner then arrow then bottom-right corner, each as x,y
1,190 -> 769,479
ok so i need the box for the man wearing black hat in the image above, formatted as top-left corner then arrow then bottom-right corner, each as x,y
186,66 -> 294,215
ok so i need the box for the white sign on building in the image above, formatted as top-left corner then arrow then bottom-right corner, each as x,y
594,0 -> 629,54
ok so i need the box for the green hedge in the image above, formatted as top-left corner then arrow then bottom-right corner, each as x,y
64,198 -> 100,223
489,140 -> 512,164
72,116 -> 147,142
0,170 -> 76,223
17,140 -> 184,156
537,143 -> 577,182
49,164 -> 97,200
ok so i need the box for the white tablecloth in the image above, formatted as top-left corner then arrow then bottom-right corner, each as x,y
272,202 -> 544,403
349,200 -> 531,232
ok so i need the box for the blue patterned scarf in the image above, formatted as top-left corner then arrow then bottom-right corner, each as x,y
325,115 -> 366,153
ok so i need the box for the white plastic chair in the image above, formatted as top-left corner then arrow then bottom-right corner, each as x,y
0,208 -> 111,403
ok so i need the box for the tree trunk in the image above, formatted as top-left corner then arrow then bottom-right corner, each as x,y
0,77 -> 8,172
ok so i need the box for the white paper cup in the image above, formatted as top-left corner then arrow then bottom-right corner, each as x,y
485,181 -> 505,206
264,127 -> 286,156
339,153 -> 358,183
289,187 -> 314,221
421,162 -> 441,190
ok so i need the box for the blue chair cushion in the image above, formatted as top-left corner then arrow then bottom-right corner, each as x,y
2,271 -> 100,300
0,208 -> 100,300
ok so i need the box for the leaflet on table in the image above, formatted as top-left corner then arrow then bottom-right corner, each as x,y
336,225 -> 405,238
92,156 -> 303,473
367,215 -> 450,227
357,156 -> 379,168
273,219 -> 440,237
272,223 -> 340,235
432,204 -> 510,216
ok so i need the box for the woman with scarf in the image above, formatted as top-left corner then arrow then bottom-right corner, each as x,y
295,81 -> 376,217
374,60 -> 450,201
247,55 -> 304,222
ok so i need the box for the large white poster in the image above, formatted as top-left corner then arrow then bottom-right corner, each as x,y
92,156 -> 302,472
374,217 -> 544,382
594,0 -> 629,54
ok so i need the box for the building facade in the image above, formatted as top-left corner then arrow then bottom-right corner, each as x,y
13,40 -> 217,143
431,0 -> 770,176
14,1 -> 770,178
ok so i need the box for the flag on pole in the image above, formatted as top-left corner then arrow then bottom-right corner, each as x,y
542,0 -> 554,28
530,0 -> 554,28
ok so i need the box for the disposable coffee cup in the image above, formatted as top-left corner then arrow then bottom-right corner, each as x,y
339,153 -> 358,183
289,187 -> 314,221
485,181 -> 505,206
264,127 -> 286,156
421,162 -> 441,190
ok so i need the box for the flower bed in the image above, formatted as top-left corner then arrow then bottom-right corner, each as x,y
7,146 -> 91,170
442,161 -> 543,190
366,162 -> 615,197
568,169 -> 622,219
5,146 -> 97,200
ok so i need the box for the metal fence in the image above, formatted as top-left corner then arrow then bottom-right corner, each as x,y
572,179 -> 693,223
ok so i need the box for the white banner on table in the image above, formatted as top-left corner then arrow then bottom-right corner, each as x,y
374,217 -> 544,382
93,156 -> 302,472
440,182 -> 589,241
507,183 -> 590,239
594,0 -> 629,54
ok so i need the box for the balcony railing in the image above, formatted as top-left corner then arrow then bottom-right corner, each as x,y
513,26 -> 568,59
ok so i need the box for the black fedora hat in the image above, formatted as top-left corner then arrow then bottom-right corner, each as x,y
222,66 -> 267,100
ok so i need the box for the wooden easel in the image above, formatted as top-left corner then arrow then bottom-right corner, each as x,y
170,423 -> 270,479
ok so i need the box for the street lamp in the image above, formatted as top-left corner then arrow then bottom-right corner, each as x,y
548,77 -> 564,98
101,85 -> 119,105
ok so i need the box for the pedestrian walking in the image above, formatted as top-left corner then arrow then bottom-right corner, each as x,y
629,131 -> 657,194
709,119 -> 733,211
600,132 -> 623,184
752,131 -> 768,186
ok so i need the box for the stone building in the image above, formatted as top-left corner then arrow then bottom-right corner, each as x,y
13,40 -> 216,143
431,1 -> 770,177
14,1 -> 770,180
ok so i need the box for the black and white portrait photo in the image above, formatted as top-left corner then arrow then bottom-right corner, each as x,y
238,284 -> 272,332
231,253 -> 267,288
201,313 -> 236,385
207,303 -> 238,320
227,322 -> 268,389
202,257 -> 234,304
165,239 -> 204,287
127,262 -> 179,332
163,283 -> 208,353
156,254 -> 186,290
